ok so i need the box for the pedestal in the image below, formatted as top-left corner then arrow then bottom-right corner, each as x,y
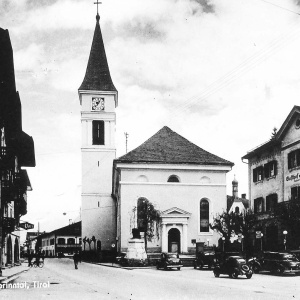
126,239 -> 147,260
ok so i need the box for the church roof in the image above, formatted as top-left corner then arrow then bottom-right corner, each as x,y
115,126 -> 234,166
78,15 -> 117,92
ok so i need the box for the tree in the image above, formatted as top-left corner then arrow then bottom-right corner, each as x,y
210,209 -> 257,252
270,127 -> 277,140
275,198 -> 300,249
136,198 -> 161,250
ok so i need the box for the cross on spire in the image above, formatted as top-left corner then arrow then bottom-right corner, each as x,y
94,1 -> 102,16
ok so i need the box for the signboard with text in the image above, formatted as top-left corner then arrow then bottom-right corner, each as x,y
18,222 -> 34,230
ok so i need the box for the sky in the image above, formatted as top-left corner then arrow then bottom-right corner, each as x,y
1,0 -> 300,240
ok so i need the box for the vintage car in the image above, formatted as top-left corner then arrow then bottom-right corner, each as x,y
259,251 -> 300,274
156,253 -> 183,270
213,256 -> 253,279
194,251 -> 216,270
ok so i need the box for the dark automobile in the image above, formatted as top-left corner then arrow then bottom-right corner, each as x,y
156,253 -> 183,270
194,251 -> 216,270
213,256 -> 253,279
259,251 -> 300,274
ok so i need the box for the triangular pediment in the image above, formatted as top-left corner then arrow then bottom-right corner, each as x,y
162,207 -> 191,216
277,106 -> 300,141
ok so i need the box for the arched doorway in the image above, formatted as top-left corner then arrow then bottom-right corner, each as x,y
14,238 -> 19,264
168,228 -> 181,253
6,236 -> 12,265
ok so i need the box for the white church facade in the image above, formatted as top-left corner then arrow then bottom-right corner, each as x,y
78,12 -> 234,254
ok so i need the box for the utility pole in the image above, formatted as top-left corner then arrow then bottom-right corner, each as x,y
124,132 -> 129,154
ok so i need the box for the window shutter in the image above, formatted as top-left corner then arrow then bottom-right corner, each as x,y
266,195 -> 270,211
297,150 -> 300,167
264,163 -> 269,178
288,153 -> 291,169
274,161 -> 277,176
253,168 -> 257,182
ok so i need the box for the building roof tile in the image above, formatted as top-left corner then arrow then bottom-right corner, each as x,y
115,126 -> 234,166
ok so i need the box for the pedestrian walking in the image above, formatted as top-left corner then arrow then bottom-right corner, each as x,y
28,252 -> 32,267
73,251 -> 81,269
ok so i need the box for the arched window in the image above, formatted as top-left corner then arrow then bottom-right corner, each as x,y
67,238 -> 75,245
235,206 -> 240,214
200,199 -> 209,232
167,175 -> 180,182
137,198 -> 147,232
57,238 -> 65,245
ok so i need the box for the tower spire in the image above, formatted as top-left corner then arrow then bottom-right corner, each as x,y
79,4 -> 117,95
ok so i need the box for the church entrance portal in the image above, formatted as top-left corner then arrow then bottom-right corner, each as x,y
168,228 -> 181,253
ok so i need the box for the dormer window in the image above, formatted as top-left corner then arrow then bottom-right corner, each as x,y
167,175 -> 180,183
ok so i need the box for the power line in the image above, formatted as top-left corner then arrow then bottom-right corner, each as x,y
168,15 -> 300,120
260,0 -> 300,16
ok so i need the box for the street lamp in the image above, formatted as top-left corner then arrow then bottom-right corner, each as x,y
283,230 -> 288,251
222,237 -> 225,252
260,233 -> 263,251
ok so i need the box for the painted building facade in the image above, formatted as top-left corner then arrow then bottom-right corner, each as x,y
242,105 -> 300,250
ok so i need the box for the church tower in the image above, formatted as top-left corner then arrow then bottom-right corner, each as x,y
78,11 -> 118,250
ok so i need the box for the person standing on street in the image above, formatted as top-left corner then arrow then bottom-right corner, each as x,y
73,251 -> 81,269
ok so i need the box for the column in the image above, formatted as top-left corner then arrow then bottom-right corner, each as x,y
162,224 -> 168,252
182,224 -> 188,253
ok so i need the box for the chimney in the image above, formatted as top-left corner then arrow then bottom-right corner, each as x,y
241,193 -> 246,199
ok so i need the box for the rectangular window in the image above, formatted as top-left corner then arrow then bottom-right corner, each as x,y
92,120 -> 104,145
254,197 -> 264,213
264,161 -> 277,178
288,149 -> 300,169
291,186 -> 300,201
266,194 -> 278,212
253,166 -> 264,182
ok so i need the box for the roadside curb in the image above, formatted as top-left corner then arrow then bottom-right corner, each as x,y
0,267 -> 30,285
82,261 -> 156,270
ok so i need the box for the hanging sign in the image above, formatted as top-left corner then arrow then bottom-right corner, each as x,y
19,222 -> 34,230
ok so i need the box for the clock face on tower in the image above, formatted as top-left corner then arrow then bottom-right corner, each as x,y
91,97 -> 105,111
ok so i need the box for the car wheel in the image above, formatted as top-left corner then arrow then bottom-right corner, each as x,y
156,264 -> 159,270
214,271 -> 220,278
193,262 -> 197,269
199,264 -> 203,270
246,273 -> 252,279
231,271 -> 238,279
177,267 -> 181,271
